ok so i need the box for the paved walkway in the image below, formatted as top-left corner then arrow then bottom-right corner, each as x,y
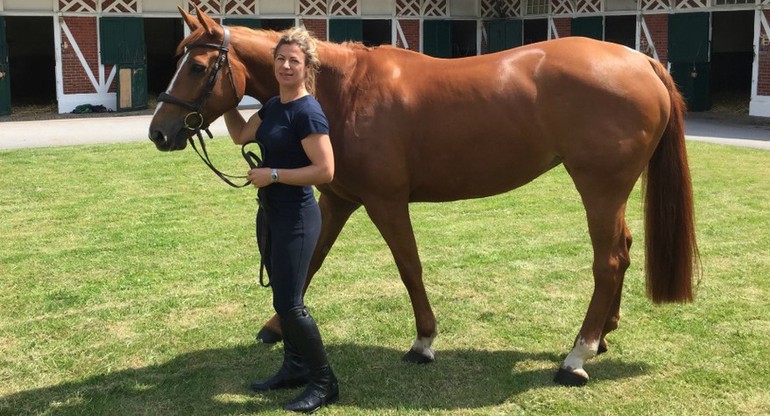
684,113 -> 770,150
0,109 -> 258,150
1,110 -> 768,150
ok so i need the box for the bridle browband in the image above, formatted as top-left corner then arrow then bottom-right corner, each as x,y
158,26 -> 260,188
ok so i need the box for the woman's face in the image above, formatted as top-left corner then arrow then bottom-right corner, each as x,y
274,43 -> 306,90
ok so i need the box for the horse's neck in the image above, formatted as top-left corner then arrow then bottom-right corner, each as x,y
235,30 -> 280,102
235,31 -> 357,107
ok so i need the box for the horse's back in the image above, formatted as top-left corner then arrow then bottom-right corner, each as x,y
326,37 -> 672,202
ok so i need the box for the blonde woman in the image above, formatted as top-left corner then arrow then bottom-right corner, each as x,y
222,27 -> 337,413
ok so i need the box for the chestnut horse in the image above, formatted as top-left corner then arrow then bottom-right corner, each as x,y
149,6 -> 698,386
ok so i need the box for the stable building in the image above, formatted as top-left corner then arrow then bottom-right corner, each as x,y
0,0 -> 769,117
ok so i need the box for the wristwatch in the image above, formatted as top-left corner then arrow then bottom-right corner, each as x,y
270,168 -> 279,184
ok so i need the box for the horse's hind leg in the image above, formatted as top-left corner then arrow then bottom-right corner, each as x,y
599,223 -> 632,355
257,191 -> 361,343
554,182 -> 634,386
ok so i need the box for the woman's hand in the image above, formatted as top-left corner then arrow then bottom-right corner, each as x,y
247,167 -> 273,188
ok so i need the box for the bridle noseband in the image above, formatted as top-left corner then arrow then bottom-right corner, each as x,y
158,26 -> 260,188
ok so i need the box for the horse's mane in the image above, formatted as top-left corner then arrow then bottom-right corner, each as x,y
175,25 -> 281,56
175,24 -> 415,61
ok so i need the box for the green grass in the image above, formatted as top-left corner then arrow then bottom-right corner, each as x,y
1,139 -> 769,415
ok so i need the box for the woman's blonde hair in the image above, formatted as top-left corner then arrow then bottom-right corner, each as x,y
273,27 -> 321,95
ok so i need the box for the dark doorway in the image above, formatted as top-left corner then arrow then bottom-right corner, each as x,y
450,20 -> 477,57
5,16 -> 55,107
572,16 -> 603,40
710,10 -> 754,114
605,15 -> 636,48
523,19 -> 548,45
261,19 -> 295,31
362,19 -> 391,46
423,20 -> 477,58
485,20 -> 522,53
144,18 -> 184,101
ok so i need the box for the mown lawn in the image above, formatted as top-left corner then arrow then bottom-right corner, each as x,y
1,139 -> 768,415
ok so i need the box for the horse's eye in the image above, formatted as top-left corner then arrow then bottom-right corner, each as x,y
190,63 -> 207,74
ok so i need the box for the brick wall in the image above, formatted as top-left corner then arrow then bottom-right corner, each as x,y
301,19 -> 328,41
553,18 -> 571,38
396,19 -> 420,52
61,17 -> 98,94
759,10 -> 770,96
643,14 -> 668,65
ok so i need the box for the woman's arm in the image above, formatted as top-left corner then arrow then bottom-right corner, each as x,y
223,108 -> 262,145
246,133 -> 334,188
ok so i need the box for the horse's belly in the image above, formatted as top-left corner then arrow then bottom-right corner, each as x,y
409,150 -> 561,202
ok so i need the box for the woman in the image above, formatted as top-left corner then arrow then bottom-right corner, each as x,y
222,27 -> 337,413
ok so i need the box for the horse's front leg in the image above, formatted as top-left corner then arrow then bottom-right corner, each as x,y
364,199 -> 437,364
256,191 -> 361,344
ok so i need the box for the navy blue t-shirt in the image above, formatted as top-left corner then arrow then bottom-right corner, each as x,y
256,95 -> 329,203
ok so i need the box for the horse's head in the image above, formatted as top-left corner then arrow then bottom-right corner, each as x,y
148,6 -> 246,151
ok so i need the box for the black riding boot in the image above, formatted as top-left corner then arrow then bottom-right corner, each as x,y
281,306 -> 339,413
250,334 -> 309,391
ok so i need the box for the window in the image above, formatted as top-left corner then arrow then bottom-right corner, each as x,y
713,0 -> 754,5
526,0 -> 550,15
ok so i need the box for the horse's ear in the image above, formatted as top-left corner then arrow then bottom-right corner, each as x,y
177,6 -> 200,31
193,4 -> 220,36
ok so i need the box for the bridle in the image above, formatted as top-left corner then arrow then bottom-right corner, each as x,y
158,26 -> 263,188
157,25 -> 272,287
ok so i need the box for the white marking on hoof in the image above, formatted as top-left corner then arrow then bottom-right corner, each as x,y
411,335 -> 436,361
561,337 -> 599,378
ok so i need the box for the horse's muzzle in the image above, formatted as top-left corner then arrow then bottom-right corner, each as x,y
148,127 -> 188,151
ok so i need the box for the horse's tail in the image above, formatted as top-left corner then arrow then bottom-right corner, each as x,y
643,56 -> 699,304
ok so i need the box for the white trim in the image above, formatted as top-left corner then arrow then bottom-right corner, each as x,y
419,18 -> 423,53
395,19 -> 409,49
751,10 -> 770,112
749,95 -> 770,117
58,92 -> 116,113
548,17 -> 559,39
105,65 -> 116,91
477,19 -> 483,54
640,15 -> 660,61
60,18 -> 100,92
752,10 -> 760,99
54,15 -> 65,113
760,9 -> 770,39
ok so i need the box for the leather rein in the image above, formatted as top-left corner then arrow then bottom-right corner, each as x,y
157,26 -> 271,287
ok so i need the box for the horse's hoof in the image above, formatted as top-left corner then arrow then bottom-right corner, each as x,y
553,368 -> 589,387
256,327 -> 282,344
402,349 -> 434,364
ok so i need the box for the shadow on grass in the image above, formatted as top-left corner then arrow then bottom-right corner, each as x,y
1,343 -> 649,415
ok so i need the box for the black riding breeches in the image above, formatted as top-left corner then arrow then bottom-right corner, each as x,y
256,199 -> 321,316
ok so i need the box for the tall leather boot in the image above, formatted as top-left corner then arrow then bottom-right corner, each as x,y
281,306 -> 339,413
250,333 -> 309,391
